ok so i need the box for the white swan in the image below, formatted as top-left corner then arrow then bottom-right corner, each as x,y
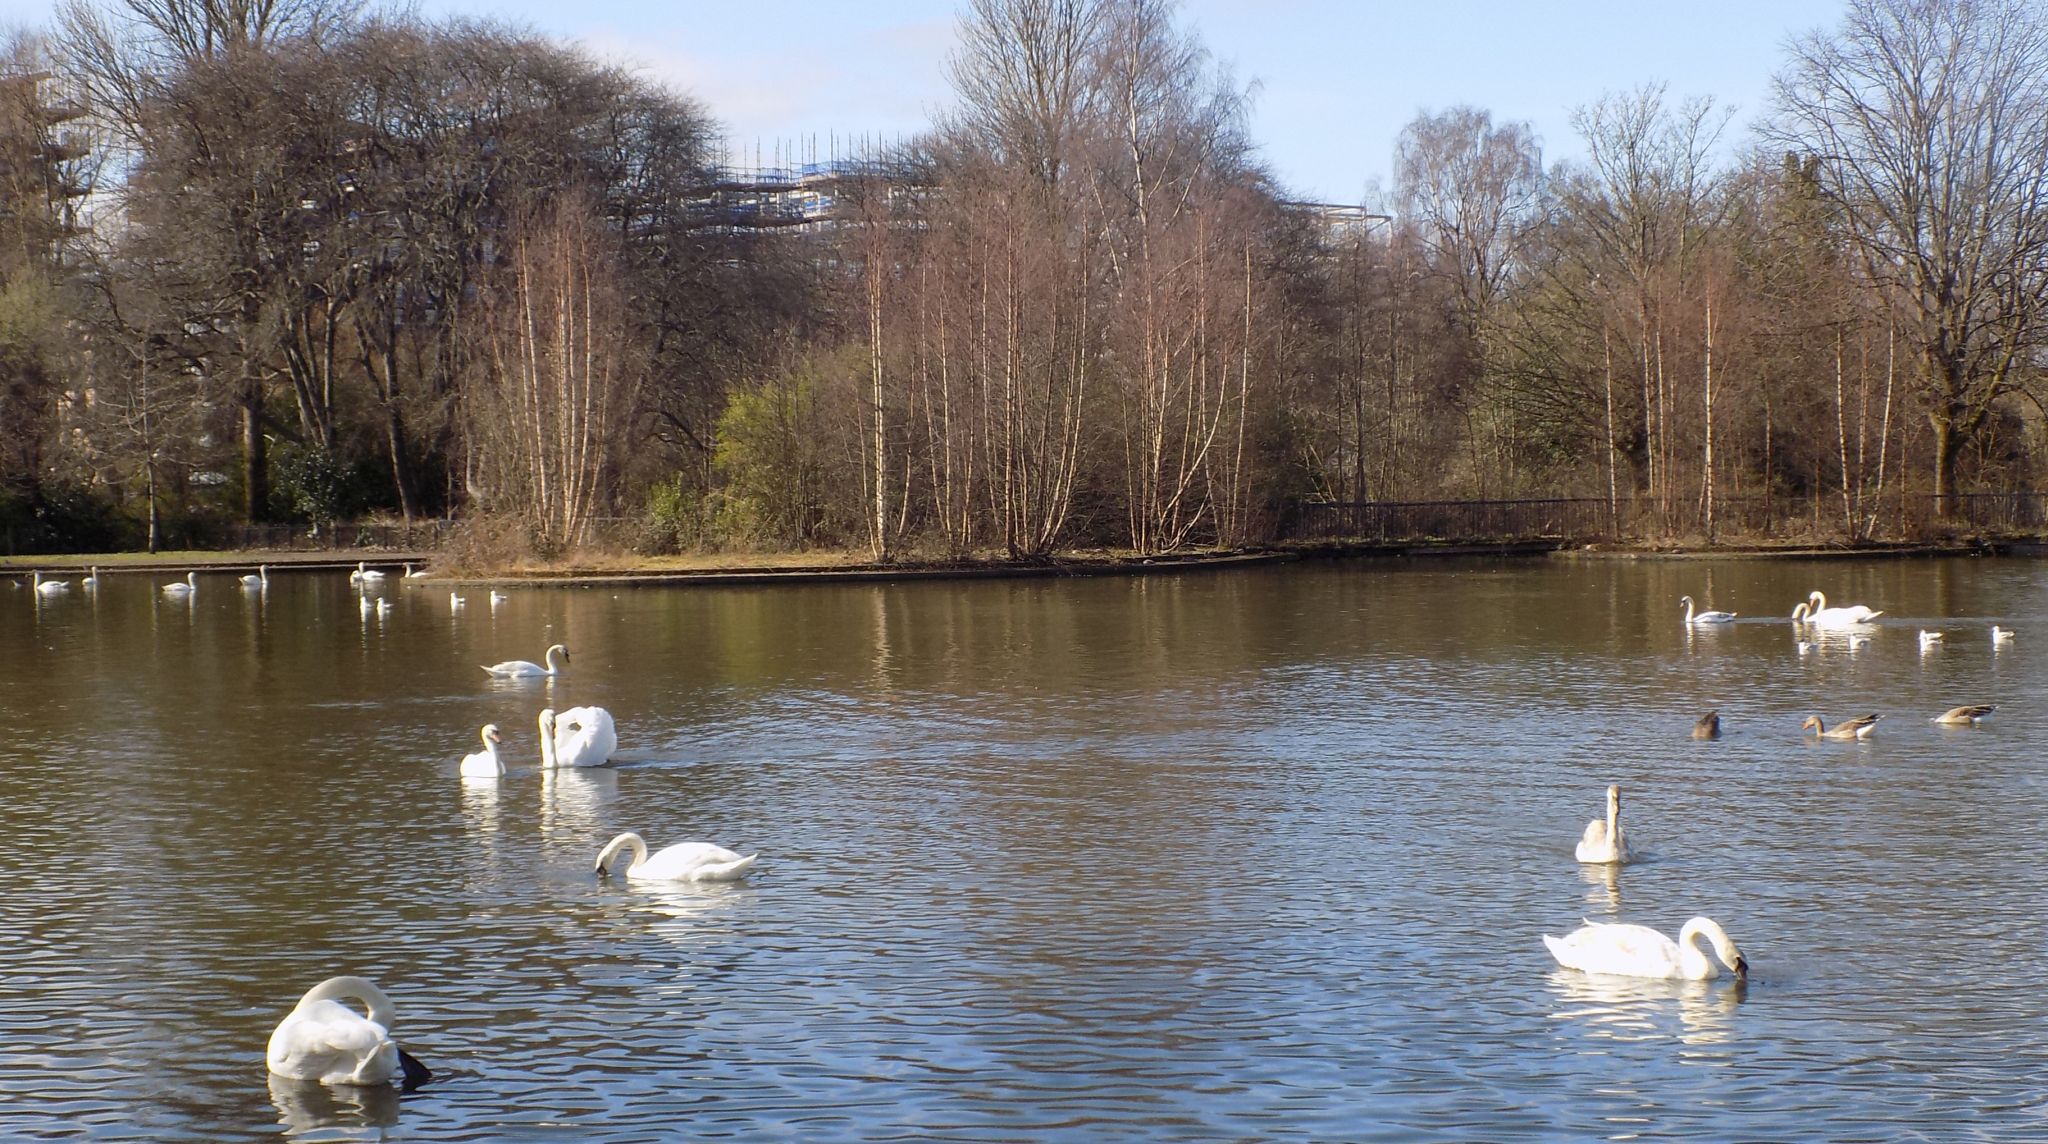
1919,629 -> 1944,650
1544,917 -> 1748,981
266,977 -> 431,1087
350,562 -> 387,582
1993,625 -> 2015,645
1679,595 -> 1736,625
32,571 -> 70,595
403,563 -> 429,578
595,832 -> 757,882
552,706 -> 618,768
160,571 -> 197,596
449,592 -> 465,612
459,724 -> 505,777
1574,784 -> 1631,864
1804,590 -> 1881,627
240,564 -> 269,588
82,567 -> 100,591
483,643 -> 568,678
489,590 -> 509,606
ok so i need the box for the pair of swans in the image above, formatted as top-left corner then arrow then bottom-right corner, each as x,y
1556,786 -> 1749,981
459,707 -> 616,777
483,644 -> 568,678
596,832 -> 757,882
1792,590 -> 1881,628
1679,596 -> 1735,625
267,977 -> 431,1088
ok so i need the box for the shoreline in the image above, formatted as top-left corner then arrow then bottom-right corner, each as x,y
4,535 -> 2041,588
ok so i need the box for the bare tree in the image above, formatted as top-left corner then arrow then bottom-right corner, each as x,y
1771,0 -> 2048,511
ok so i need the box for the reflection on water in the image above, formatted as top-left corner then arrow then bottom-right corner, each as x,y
5,558 -> 2048,1139
267,1073 -> 402,1140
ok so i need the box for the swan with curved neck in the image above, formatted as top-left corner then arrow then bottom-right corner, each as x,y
459,724 -> 504,777
1544,916 -> 1748,981
1803,590 -> 1881,627
1679,595 -> 1735,625
350,562 -> 387,582
1574,784 -> 1631,864
594,832 -> 757,882
266,976 -> 431,1087
551,706 -> 617,768
241,564 -> 269,588
161,571 -> 197,596
483,644 -> 568,678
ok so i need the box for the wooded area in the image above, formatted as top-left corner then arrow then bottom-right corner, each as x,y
3,0 -> 2046,559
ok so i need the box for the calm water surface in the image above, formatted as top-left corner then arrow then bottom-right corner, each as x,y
4,557 -> 2047,1140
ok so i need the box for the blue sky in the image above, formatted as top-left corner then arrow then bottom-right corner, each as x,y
3,0 -> 1851,202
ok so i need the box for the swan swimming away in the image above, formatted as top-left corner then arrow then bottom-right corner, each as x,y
161,571 -> 197,596
266,976 -> 431,1088
1679,595 -> 1736,625
1804,590 -> 1881,627
1803,712 -> 1881,740
1544,917 -> 1748,981
1574,785 -> 1631,864
1932,704 -> 1996,726
483,643 -> 568,678
595,832 -> 758,882
545,706 -> 617,768
240,564 -> 269,588
459,724 -> 505,777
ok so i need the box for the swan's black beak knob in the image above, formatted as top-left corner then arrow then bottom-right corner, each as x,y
1733,956 -> 1749,980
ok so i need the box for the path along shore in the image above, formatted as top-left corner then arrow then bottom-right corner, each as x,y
4,535 -> 2038,590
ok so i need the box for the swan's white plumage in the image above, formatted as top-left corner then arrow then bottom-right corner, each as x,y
1679,595 -> 1735,625
350,562 -> 387,582
240,564 -> 268,588
595,832 -> 757,882
459,724 -> 504,777
552,706 -> 617,768
1993,625 -> 2015,644
483,643 -> 568,678
32,571 -> 69,595
266,977 -> 408,1085
161,571 -> 197,596
1574,784 -> 1631,864
1919,629 -> 1944,649
1543,917 -> 1748,981
1804,590 -> 1881,627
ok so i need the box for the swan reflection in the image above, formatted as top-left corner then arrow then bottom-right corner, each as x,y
460,772 -> 502,837
1547,970 -> 1746,1047
542,763 -> 616,842
1578,860 -> 1621,914
266,1073 -> 401,1139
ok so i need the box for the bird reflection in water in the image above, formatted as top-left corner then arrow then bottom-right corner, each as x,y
542,762 -> 617,844
1578,860 -> 1622,915
460,771 -> 502,839
267,1073 -> 402,1139
620,881 -> 754,996
1547,970 -> 1747,1048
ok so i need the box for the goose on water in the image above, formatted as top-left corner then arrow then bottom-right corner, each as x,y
1803,713 -> 1882,740
1932,705 -> 1996,726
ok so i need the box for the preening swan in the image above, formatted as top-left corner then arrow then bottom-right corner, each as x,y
1803,712 -> 1882,740
31,571 -> 69,595
1574,785 -> 1631,864
551,706 -> 617,768
1679,595 -> 1736,625
1544,917 -> 1748,981
1804,590 -> 1881,627
483,643 -> 568,678
1933,704 -> 1996,726
240,564 -> 269,588
459,724 -> 505,777
266,976 -> 431,1088
1692,710 -> 1721,740
160,571 -> 197,596
595,832 -> 757,882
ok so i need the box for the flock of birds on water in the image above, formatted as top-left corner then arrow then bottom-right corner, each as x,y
7,564 -> 2024,1093
15,559 -> 758,1091
1553,585 -> 2014,988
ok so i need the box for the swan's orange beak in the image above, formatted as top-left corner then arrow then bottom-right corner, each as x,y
488,730 -> 502,743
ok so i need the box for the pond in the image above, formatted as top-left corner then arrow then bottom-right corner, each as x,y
2,556 -> 2044,1140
